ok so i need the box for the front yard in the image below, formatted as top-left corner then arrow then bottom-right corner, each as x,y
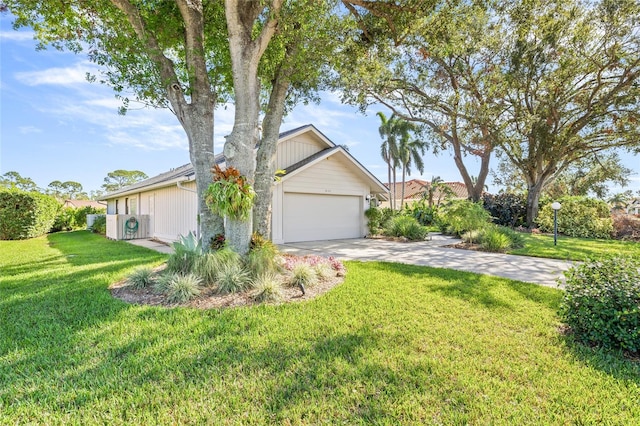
1,231 -> 639,424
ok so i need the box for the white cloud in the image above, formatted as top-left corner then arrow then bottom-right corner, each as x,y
18,126 -> 42,134
14,62 -> 99,86
0,31 -> 34,41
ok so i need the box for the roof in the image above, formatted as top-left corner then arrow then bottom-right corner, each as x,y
62,199 -> 107,209
386,179 -> 469,200
99,125 -> 388,199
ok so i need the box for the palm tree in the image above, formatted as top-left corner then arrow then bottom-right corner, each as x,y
396,128 -> 426,209
377,112 -> 400,209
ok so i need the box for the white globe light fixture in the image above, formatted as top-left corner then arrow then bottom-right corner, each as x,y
551,202 -> 562,245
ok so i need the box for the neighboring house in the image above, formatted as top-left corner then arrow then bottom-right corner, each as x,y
99,125 -> 388,244
381,179 -> 468,209
62,199 -> 106,210
627,198 -> 640,215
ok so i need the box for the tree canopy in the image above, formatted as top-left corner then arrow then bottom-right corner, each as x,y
0,171 -> 39,192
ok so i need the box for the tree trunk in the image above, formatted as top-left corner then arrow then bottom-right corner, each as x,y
253,75 -> 290,237
451,136 -> 492,202
400,166 -> 407,210
392,167 -> 398,209
525,181 -> 544,228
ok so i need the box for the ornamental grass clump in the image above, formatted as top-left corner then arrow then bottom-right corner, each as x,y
245,234 -> 280,278
384,216 -> 429,240
560,254 -> 640,354
205,165 -> 255,221
154,272 -> 179,294
195,247 -> 242,286
252,273 -> 284,303
216,262 -> 252,294
168,231 -> 204,275
166,273 -> 202,304
289,262 -> 318,295
127,267 -> 155,289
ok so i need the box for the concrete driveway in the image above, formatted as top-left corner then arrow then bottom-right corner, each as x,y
279,234 -> 572,288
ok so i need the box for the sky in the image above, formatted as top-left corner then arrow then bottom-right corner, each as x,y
1,15 -> 638,198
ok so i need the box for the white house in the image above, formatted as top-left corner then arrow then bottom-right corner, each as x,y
99,125 -> 389,244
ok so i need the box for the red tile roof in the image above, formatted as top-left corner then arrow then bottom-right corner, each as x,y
385,179 -> 468,200
63,199 -> 107,209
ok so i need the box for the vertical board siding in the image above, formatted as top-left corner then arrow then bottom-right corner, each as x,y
151,182 -> 198,242
277,135 -> 326,170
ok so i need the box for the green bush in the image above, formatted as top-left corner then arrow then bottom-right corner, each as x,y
364,206 -> 384,235
384,216 -> 429,240
405,199 -> 438,226
560,255 -> 640,353
537,196 -> 613,239
439,200 -> 491,242
480,227 -> 512,252
482,192 -> 527,228
0,189 -> 59,240
245,233 -> 280,278
154,272 -> 179,294
91,215 -> 107,235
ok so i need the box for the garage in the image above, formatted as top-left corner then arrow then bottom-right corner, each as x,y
283,193 -> 363,242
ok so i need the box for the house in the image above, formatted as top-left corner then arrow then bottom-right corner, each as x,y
627,198 -> 640,215
381,179 -> 468,208
99,125 -> 389,244
62,199 -> 106,210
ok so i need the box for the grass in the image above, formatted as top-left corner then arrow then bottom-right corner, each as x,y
2,231 -> 640,424
509,232 -> 640,261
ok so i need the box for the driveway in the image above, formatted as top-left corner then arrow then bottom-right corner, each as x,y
279,234 -> 572,288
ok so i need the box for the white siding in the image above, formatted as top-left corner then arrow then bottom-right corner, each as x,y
151,182 -> 198,242
276,133 -> 326,170
283,154 -> 368,196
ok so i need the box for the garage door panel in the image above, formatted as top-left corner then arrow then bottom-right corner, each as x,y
284,193 -> 362,242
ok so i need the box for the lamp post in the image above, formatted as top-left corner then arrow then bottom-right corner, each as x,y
551,202 -> 562,246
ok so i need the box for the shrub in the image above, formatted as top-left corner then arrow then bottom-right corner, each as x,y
0,189 -> 59,240
91,215 -> 107,235
560,255 -> 640,353
612,214 -> 640,241
536,196 -> 613,239
252,273 -> 284,303
154,272 -> 179,294
482,192 -> 527,228
494,226 -> 525,249
209,233 -> 226,251
195,248 -> 241,286
405,199 -> 438,226
216,262 -> 251,294
289,262 -> 317,294
167,231 -> 204,274
127,267 -> 155,289
364,206 -> 383,235
50,207 -> 76,232
314,262 -> 335,280
245,233 -> 280,278
480,227 -> 512,252
439,200 -> 491,241
166,273 -> 202,303
384,216 -> 429,240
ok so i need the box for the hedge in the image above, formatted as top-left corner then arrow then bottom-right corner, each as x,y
0,189 -> 59,240
536,196 -> 613,239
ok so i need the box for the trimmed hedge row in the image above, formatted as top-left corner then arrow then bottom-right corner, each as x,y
537,196 -> 613,239
0,189 -> 59,240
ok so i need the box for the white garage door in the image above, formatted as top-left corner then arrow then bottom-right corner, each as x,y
283,193 -> 362,242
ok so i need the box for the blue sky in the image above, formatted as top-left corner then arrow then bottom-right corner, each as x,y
1,16 -> 638,197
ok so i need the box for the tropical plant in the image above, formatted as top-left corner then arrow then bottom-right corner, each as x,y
480,228 -> 512,252
376,112 -> 401,209
167,231 -> 205,275
166,273 -> 202,304
440,200 -> 491,242
560,254 -> 640,353
205,165 -> 255,221
127,267 -> 155,290
384,216 -> 429,241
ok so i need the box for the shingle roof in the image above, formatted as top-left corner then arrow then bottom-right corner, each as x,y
62,199 -> 107,209
283,146 -> 341,175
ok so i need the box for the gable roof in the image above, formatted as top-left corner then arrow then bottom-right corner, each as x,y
99,125 -> 388,200
62,199 -> 107,209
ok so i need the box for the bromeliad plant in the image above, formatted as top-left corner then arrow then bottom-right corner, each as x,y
205,165 -> 255,221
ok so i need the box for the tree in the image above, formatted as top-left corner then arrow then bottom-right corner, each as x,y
47,180 -> 85,199
0,171 -> 39,192
101,170 -> 148,193
396,124 -> 426,209
491,0 -> 640,226
608,190 -> 633,212
339,1 -> 496,202
5,1 -> 343,253
376,112 -> 400,209
422,176 -> 454,208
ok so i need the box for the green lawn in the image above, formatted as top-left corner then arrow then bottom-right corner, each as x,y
508,232 -> 640,261
1,231 -> 639,424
